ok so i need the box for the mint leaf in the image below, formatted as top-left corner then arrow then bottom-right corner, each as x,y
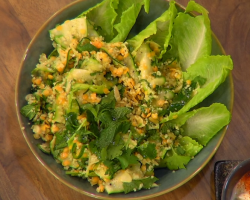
98,111 -> 113,125
101,147 -> 108,160
100,90 -> 116,111
54,132 -> 69,150
111,107 -> 131,120
138,142 -> 157,159
81,103 -> 98,119
117,148 -> 138,169
117,120 -> 131,134
20,104 -> 39,120
97,121 -> 121,148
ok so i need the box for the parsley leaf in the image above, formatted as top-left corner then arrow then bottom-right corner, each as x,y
138,142 -> 157,159
141,177 -> 159,189
20,104 -> 39,120
123,177 -> 158,194
161,148 -> 191,170
103,160 -> 121,179
117,148 -> 138,169
123,180 -> 141,194
106,134 -> 124,160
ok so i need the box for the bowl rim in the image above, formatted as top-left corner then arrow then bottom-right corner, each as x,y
15,0 -> 234,199
221,158 -> 250,199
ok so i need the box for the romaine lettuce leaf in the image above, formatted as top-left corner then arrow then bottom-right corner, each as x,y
158,136 -> 202,170
165,103 -> 231,145
78,0 -> 118,42
162,55 -> 233,122
159,103 -> 231,169
127,0 -> 177,57
169,1 -> 211,71
78,0 -> 151,43
178,136 -> 203,157
143,0 -> 150,13
181,103 -> 231,145
111,0 -> 146,42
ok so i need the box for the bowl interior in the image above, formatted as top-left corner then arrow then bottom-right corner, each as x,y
15,0 -> 234,199
221,159 -> 250,200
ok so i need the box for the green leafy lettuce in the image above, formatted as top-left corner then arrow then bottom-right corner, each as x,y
159,103 -> 231,169
168,0 -> 212,71
127,0 -> 177,57
162,55 -> 233,122
78,0 -> 150,42
78,0 -> 118,41
111,0 -> 150,42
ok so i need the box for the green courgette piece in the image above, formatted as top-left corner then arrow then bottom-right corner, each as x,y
38,142 -> 51,154
71,143 -> 86,159
100,48 -> 125,66
123,52 -> 139,83
79,37 -> 91,46
77,43 -> 98,52
31,65 -> 55,75
65,49 -> 72,69
48,48 -> 59,59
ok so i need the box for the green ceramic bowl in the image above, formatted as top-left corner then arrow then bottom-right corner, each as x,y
15,0 -> 234,199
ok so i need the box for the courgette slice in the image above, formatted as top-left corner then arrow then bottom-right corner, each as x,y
38,142 -> 51,154
123,52 -> 139,83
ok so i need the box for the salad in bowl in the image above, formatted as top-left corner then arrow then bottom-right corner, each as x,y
19,0 -> 233,195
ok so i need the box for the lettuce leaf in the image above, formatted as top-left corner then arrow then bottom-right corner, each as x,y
159,103 -> 231,169
78,0 -> 118,42
78,0 -> 151,43
143,0 -> 150,13
169,1 -> 211,71
165,103 -> 231,145
181,103 -> 231,145
127,0 -> 177,57
162,55 -> 233,122
111,0 -> 146,42
178,136 -> 203,157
